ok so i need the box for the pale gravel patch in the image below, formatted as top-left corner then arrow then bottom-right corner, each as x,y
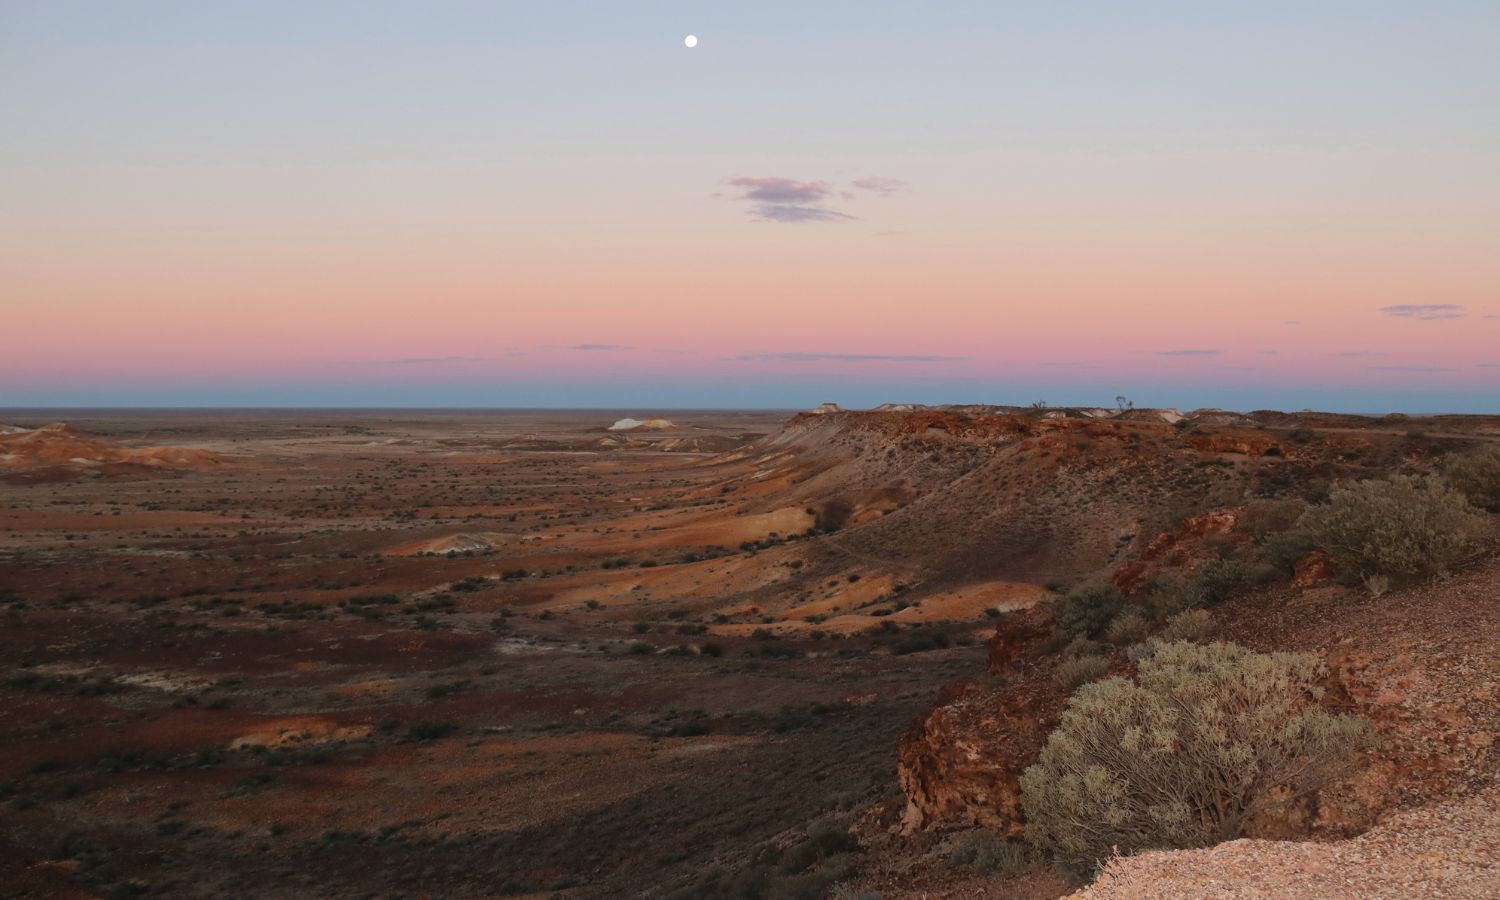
1075,782 -> 1500,899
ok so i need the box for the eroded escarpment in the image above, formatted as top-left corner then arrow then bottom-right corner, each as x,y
880,402 -> 1499,895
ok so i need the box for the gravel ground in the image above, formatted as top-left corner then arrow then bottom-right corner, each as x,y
1076,781 -> 1500,899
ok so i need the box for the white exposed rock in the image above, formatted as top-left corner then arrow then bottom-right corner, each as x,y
608,417 -> 677,432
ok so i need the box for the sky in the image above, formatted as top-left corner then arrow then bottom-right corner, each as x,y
2,1 -> 1498,412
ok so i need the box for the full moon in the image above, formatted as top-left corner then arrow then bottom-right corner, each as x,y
684,34 -> 698,48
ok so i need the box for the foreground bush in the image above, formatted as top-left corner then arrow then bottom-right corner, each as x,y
1020,641 -> 1371,878
1300,474 -> 1481,582
1444,445 -> 1500,511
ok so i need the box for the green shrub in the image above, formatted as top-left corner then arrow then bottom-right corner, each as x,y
945,829 -> 1034,876
1102,610 -> 1149,646
1158,609 -> 1215,643
1300,474 -> 1481,581
1195,557 -> 1249,604
1021,641 -> 1372,878
1051,654 -> 1111,691
1238,499 -> 1306,542
1061,636 -> 1107,658
1444,445 -> 1500,511
1143,572 -> 1206,619
1050,584 -> 1123,640
1258,529 -> 1318,575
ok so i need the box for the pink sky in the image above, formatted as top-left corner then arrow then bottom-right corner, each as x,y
3,3 -> 1497,409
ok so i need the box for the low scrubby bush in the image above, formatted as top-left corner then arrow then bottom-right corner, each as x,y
1158,608 -> 1215,643
1021,641 -> 1372,879
1444,444 -> 1500,512
945,829 -> 1034,876
1143,572 -> 1206,619
1237,498 -> 1305,542
1050,584 -> 1123,640
1102,610 -> 1148,646
1051,655 -> 1110,691
1300,474 -> 1481,582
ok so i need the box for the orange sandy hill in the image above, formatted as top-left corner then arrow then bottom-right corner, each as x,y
0,422 -> 226,471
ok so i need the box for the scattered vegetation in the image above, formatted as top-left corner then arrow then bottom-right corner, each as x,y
1021,641 -> 1373,879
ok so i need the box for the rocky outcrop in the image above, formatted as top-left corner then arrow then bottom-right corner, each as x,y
1113,509 -> 1241,594
895,677 -> 1059,837
1292,549 -> 1334,586
1188,430 -> 1283,457
986,605 -> 1052,674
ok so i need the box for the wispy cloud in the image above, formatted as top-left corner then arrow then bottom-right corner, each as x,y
731,351 -> 964,363
1155,349 -> 1222,357
1337,351 -> 1390,358
725,175 -> 857,223
728,177 -> 833,205
338,355 -> 487,366
1379,304 -> 1465,320
756,204 -> 854,223
1284,320 -> 1301,326
547,343 -> 632,351
1478,363 -> 1500,369
851,176 -> 908,195
1255,349 -> 1280,355
1368,365 -> 1458,372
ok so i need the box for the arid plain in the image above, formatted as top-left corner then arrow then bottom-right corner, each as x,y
1,407 -> 1497,899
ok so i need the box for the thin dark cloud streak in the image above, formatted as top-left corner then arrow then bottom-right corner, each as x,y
850,176 -> 908,194
755,204 -> 853,223
1155,349 -> 1222,357
731,351 -> 964,363
337,356 -> 488,366
1379,304 -> 1465,320
547,343 -> 633,351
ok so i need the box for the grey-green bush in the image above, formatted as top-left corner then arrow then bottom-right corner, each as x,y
1051,654 -> 1111,691
1300,474 -> 1481,581
1144,572 -> 1206,619
1050,583 -> 1123,640
1020,641 -> 1372,878
1444,444 -> 1500,512
1102,609 -> 1149,646
1158,608 -> 1215,643
945,829 -> 1034,876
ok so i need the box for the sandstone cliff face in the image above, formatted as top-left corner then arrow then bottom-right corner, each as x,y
895,679 -> 1055,837
896,607 -> 1061,836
